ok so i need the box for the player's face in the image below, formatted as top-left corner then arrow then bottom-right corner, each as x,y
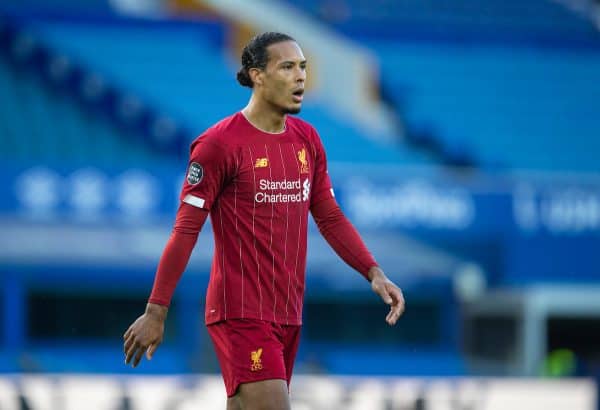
260,41 -> 306,114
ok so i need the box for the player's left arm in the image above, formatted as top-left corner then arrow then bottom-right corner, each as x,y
311,198 -> 405,325
308,129 -> 404,325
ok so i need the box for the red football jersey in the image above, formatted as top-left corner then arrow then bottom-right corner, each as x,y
180,112 -> 333,325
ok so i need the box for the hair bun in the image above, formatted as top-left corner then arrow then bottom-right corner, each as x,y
236,68 -> 252,88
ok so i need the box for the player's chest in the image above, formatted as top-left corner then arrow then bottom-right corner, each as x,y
232,142 -> 314,208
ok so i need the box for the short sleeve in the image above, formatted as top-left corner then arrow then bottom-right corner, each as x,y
180,134 -> 233,211
310,128 -> 334,208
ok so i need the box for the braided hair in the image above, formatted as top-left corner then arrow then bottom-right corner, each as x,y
237,32 -> 296,88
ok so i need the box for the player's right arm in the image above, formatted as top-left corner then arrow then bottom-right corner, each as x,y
123,132 -> 233,368
123,203 -> 208,368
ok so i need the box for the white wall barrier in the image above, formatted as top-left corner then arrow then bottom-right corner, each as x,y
0,375 -> 596,410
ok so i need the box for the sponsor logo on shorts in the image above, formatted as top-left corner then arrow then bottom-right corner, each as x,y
186,162 -> 203,185
250,348 -> 263,371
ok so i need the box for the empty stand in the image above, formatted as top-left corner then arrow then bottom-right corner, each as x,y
377,43 -> 600,171
1,15 -> 432,165
288,0 -> 596,39
287,0 -> 600,172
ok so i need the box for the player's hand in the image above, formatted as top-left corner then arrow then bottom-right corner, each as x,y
123,303 -> 167,368
368,267 -> 405,326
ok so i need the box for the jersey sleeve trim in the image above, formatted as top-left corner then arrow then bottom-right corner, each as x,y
183,194 -> 206,209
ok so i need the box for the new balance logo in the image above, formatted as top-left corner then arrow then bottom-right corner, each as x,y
255,158 -> 269,168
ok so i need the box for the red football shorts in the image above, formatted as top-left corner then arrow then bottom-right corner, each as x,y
207,319 -> 301,397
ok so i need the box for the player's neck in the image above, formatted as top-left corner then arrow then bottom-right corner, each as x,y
242,99 -> 286,134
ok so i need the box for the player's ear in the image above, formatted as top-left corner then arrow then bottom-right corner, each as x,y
249,68 -> 264,87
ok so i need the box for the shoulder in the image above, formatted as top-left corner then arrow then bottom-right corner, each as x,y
287,115 -> 318,138
190,112 -> 243,151
287,116 -> 325,158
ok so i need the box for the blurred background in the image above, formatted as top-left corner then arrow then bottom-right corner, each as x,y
1,0 -> 600,408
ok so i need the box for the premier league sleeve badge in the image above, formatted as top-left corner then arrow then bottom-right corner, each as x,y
187,162 -> 204,185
